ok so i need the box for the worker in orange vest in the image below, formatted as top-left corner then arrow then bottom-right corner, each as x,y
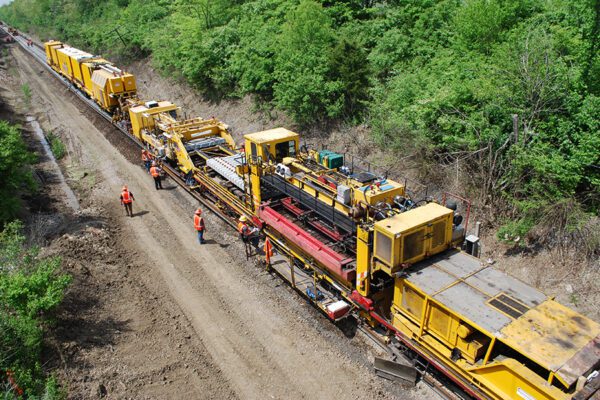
141,149 -> 151,173
238,215 -> 259,257
193,208 -> 206,244
119,185 -> 135,217
263,237 -> 274,267
238,215 -> 250,239
150,161 -> 163,190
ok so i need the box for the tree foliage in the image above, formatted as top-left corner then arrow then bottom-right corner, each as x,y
274,0 -> 341,123
1,0 -> 598,236
0,221 -> 71,398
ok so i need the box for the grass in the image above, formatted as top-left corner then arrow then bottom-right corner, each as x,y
68,167 -> 96,192
570,293 -> 579,307
46,132 -> 66,160
21,83 -> 31,106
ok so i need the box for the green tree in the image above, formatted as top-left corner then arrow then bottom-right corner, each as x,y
328,38 -> 370,118
226,0 -> 289,97
274,0 -> 343,124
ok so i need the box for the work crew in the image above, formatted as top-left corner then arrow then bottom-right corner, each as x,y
120,185 -> 135,217
142,149 -> 151,173
193,208 -> 206,244
150,161 -> 163,190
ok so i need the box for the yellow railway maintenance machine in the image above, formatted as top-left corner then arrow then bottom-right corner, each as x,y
237,128 -> 600,400
44,41 -> 137,111
37,37 -> 600,400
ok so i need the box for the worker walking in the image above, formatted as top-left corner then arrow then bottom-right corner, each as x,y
193,208 -> 206,244
150,161 -> 163,190
120,185 -> 135,217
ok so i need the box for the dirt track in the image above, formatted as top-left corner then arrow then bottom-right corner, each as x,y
5,44 -> 432,399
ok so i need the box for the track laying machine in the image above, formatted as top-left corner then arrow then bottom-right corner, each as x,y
39,37 -> 600,400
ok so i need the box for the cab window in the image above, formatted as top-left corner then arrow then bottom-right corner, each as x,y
275,140 -> 296,162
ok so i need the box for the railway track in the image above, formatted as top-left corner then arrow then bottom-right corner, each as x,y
1,25 -> 477,400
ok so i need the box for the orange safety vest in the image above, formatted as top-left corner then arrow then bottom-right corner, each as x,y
121,190 -> 132,204
194,215 -> 205,231
150,166 -> 160,178
237,222 -> 250,236
263,237 -> 273,264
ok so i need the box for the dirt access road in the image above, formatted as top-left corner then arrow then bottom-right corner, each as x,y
8,44 -> 433,399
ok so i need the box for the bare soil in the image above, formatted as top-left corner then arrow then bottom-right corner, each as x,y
2,43 -> 436,399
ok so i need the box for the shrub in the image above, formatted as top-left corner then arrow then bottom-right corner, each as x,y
0,221 -> 71,398
46,132 -> 66,160
0,120 -> 35,224
21,83 -> 31,106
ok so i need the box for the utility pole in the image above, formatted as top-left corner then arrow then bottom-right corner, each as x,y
110,27 -> 127,48
512,114 -> 519,144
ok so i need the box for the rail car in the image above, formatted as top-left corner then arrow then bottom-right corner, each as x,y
7,32 -> 600,399
44,40 -> 136,111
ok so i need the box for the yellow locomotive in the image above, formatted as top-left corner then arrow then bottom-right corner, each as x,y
42,40 -> 600,400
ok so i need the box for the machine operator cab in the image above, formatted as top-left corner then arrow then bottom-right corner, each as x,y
244,128 -> 299,165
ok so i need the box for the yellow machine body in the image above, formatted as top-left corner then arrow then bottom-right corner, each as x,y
129,100 -> 235,174
54,46 -> 74,77
79,59 -> 108,97
373,203 -> 453,274
90,69 -> 126,109
44,40 -> 63,69
244,128 -> 300,163
353,179 -> 405,206
129,101 -> 179,138
391,250 -> 600,400
244,128 -> 300,209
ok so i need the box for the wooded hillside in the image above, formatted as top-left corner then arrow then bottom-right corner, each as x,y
1,0 -> 598,250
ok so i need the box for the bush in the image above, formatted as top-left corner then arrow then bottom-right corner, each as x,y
21,83 -> 31,106
497,217 -> 536,246
273,0 -> 342,124
47,132 -> 66,160
0,120 -> 35,224
0,221 -> 71,398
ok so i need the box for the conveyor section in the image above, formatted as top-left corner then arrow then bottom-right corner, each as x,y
206,154 -> 245,190
185,136 -> 226,152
